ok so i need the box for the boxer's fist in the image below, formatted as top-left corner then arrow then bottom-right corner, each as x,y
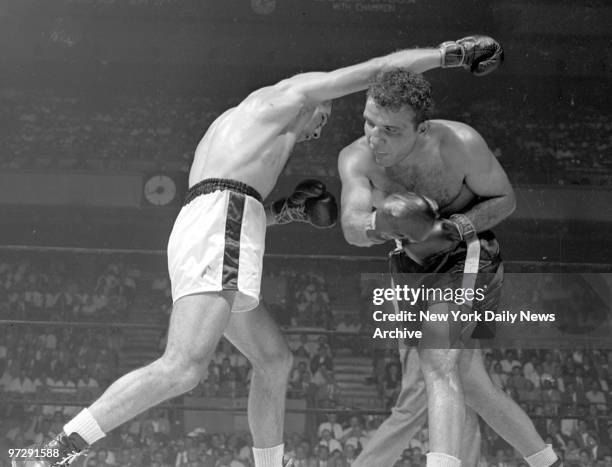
304,191 -> 338,228
375,193 -> 438,242
439,35 -> 504,76
418,218 -> 463,247
285,179 -> 325,206
271,179 -> 338,228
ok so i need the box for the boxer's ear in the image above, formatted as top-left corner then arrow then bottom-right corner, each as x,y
417,121 -> 430,134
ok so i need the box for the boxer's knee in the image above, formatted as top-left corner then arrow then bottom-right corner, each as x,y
157,350 -> 208,393
459,353 -> 497,409
419,348 -> 461,381
462,372 -> 502,413
251,342 -> 293,379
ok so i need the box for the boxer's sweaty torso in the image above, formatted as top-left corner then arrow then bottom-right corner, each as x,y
359,120 -> 479,260
188,86 -> 318,199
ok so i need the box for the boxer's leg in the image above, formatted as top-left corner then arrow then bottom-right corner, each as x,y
352,347 -> 427,467
224,303 -> 293,467
84,292 -> 233,435
419,302 -> 464,467
460,406 -> 482,466
459,348 -> 559,467
354,347 -> 481,467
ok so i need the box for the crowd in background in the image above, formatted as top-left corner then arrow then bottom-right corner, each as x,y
4,348 -> 612,467
0,89 -> 611,186
1,254 -> 612,465
0,258 -> 138,322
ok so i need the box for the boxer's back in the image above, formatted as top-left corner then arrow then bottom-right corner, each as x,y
189,86 -> 316,199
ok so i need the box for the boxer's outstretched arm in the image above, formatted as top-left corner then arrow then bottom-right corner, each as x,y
278,49 -> 441,104
451,129 -> 516,232
338,143 -> 387,247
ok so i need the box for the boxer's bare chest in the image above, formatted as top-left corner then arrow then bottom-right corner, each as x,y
369,152 -> 468,212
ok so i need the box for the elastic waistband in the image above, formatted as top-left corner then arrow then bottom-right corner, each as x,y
184,178 -> 263,205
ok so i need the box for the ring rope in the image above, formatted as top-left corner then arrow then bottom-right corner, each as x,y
0,397 -> 603,419
0,244 -> 609,269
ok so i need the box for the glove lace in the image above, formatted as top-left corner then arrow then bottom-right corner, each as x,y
276,203 -> 307,224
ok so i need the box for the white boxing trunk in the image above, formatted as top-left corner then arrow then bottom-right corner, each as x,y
167,179 -> 266,312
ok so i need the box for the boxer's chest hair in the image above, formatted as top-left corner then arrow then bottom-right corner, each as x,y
371,159 -> 464,210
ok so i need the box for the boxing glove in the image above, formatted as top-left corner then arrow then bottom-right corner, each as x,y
373,192 -> 438,242
439,35 -> 504,76
271,179 -> 338,228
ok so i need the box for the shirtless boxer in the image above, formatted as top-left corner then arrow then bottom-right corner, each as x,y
339,69 -> 560,467
13,37 -> 502,467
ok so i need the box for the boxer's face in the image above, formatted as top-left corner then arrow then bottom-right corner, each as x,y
298,100 -> 332,142
363,98 -> 423,167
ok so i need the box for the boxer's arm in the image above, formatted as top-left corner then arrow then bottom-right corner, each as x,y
277,49 -> 442,104
338,145 -> 388,247
452,130 -> 516,233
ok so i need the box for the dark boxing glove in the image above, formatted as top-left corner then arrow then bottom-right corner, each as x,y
271,179 -> 338,228
373,192 -> 439,242
439,35 -> 504,76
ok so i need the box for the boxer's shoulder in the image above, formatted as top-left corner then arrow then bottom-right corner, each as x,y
239,85 -> 305,119
431,119 -> 483,145
338,137 -> 376,176
431,120 -> 491,166
339,136 -> 370,158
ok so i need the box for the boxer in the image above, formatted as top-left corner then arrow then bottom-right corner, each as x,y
13,36 -> 503,467
339,68 -> 561,466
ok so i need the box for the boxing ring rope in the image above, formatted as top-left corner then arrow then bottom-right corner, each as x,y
0,397 -> 394,416
0,397 -> 606,420
0,320 -> 370,337
0,244 -> 610,270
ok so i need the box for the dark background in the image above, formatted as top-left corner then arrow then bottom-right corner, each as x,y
1,2 -> 612,466
0,0 -> 610,264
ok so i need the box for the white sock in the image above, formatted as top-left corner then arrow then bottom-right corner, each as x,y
63,409 -> 106,445
426,452 -> 461,467
525,444 -> 558,467
253,443 -> 284,467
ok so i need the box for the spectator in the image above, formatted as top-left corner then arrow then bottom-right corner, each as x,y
318,413 -> 343,440
314,445 -> 331,467
292,444 -> 311,467
500,350 -> 521,374
310,345 -> 333,375
319,429 -> 342,456
489,362 -> 507,389
585,381 -> 607,413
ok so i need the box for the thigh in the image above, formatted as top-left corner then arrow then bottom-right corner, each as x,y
223,302 -> 291,367
163,292 -> 234,364
457,347 -> 498,408
418,302 -> 460,349
457,346 -> 485,377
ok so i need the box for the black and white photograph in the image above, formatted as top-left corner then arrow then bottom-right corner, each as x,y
0,1 -> 611,466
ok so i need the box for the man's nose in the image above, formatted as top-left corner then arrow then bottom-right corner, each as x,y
369,134 -> 383,147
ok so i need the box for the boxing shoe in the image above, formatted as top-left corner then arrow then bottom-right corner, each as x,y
11,432 -> 89,467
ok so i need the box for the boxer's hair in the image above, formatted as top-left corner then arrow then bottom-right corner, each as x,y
367,68 -> 434,126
